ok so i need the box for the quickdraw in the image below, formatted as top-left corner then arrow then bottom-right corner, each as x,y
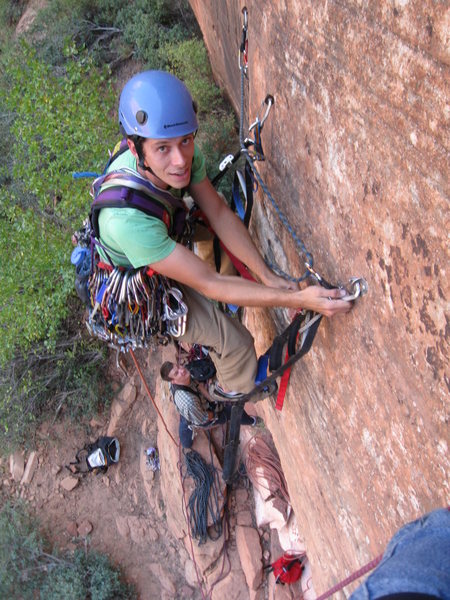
85,260 -> 185,352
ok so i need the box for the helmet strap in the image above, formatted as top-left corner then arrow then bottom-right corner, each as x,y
138,156 -> 156,177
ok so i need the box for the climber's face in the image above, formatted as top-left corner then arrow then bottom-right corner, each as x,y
130,134 -> 195,190
168,364 -> 191,386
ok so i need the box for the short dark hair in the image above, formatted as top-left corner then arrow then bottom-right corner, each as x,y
160,361 -> 175,382
126,134 -> 145,162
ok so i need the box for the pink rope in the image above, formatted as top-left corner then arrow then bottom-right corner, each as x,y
314,554 -> 383,600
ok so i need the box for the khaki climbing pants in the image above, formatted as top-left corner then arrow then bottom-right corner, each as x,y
178,284 -> 257,394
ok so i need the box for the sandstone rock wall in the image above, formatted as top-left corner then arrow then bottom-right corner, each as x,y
189,0 -> 449,592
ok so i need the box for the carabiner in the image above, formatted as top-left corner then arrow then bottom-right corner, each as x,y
242,6 -> 248,30
249,95 -> 274,133
239,7 -> 249,72
304,262 -> 335,290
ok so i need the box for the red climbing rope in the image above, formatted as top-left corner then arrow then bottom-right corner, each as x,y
313,554 -> 383,600
129,348 -> 179,447
244,436 -> 290,505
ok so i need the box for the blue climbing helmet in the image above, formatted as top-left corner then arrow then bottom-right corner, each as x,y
119,70 -> 198,139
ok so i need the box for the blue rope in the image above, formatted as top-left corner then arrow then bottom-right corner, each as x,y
243,154 -> 313,282
72,171 -> 101,179
184,446 -> 223,545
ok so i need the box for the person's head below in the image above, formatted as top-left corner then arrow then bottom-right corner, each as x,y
119,70 -> 198,191
160,361 -> 191,386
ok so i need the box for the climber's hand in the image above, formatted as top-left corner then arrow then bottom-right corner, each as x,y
297,285 -> 353,317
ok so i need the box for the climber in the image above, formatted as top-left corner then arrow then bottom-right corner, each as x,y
160,361 -> 263,448
97,70 -> 352,401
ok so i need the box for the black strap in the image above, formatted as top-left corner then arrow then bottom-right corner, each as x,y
222,401 -> 245,483
269,311 -> 314,371
241,313 -> 323,404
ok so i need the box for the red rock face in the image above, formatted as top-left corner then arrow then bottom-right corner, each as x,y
190,0 -> 449,592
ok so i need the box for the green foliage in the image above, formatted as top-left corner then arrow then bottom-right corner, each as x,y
29,0 -> 129,68
0,42 -> 117,362
42,550 -> 134,600
0,41 -> 115,447
0,202 -> 72,360
28,0 -> 198,69
0,334 -> 110,451
117,0 -> 190,69
164,38 -> 220,114
0,0 -> 27,28
0,501 -> 47,599
0,502 -> 135,599
3,41 -> 116,220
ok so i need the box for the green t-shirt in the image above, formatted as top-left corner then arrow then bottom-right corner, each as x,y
97,144 -> 206,268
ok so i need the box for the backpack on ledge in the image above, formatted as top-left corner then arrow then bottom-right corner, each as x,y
67,436 -> 120,475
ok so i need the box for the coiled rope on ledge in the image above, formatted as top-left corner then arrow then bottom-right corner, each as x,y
183,443 -> 224,545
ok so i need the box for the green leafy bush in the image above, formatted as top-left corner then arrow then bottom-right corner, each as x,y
0,0 -> 28,29
3,42 -> 116,220
0,42 -> 116,447
118,0 -> 191,69
41,550 -> 134,600
0,42 -> 117,361
0,333 -> 110,451
27,0 -> 198,70
0,502 -> 135,599
164,38 -> 220,114
0,501 -> 46,599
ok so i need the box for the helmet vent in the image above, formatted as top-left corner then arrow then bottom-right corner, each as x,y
135,110 -> 148,125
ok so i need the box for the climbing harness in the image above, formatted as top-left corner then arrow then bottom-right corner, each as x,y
66,436 -> 120,475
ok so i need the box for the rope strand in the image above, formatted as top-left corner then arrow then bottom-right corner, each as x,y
238,39 -> 313,282
314,554 -> 383,600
